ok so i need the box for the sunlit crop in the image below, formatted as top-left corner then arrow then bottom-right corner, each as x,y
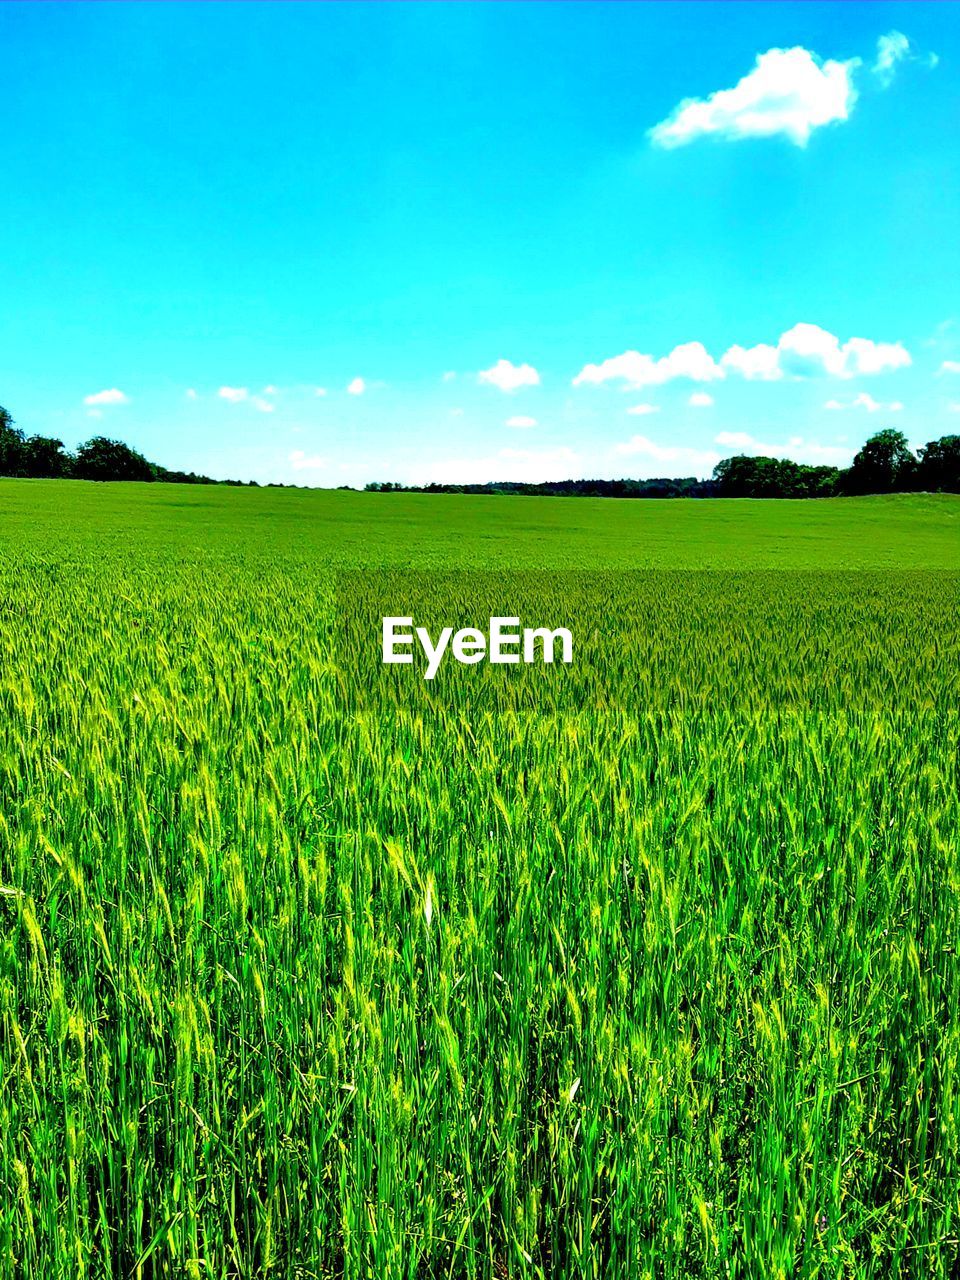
0,482 -> 958,1279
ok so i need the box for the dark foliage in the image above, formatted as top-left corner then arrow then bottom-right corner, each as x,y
917,434 -> 960,493
21,435 -> 71,478
365,476 -> 718,498
72,436 -> 156,482
0,405 -> 259,485
841,429 -> 917,495
712,456 -> 841,498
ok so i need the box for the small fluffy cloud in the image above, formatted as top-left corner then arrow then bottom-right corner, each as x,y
478,359 -> 541,392
574,341 -> 723,389
289,450 -> 328,471
829,389 -> 901,409
347,377 -> 366,396
716,430 -> 853,466
505,415 -> 537,429
614,434 -> 721,474
689,391 -> 714,407
315,386 -> 328,397
422,446 -> 578,487
872,31 -> 937,84
824,393 -> 903,412
873,31 -> 910,85
442,371 -> 457,383
218,386 -> 277,411
626,403 -> 660,416
185,388 -> 198,400
84,388 -> 129,406
939,360 -> 960,375
648,46 -> 859,149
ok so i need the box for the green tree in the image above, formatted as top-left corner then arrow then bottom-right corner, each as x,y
0,406 -> 26,476
798,465 -> 842,498
713,455 -> 783,497
73,436 -> 155,482
844,429 -> 917,494
22,435 -> 70,478
713,455 -> 840,498
917,434 -> 960,493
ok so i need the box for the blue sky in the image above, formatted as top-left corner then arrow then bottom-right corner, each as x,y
2,1 -> 959,486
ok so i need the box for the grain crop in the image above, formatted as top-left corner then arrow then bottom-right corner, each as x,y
0,481 -> 958,1279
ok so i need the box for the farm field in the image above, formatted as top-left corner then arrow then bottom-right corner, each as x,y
1,479 -> 959,569
0,481 -> 958,1279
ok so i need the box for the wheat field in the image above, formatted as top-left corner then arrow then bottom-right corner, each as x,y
1,482 -> 958,1278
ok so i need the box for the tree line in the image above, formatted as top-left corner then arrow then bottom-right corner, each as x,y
2,402 -> 958,496
367,430 -> 960,498
713,429 -> 960,497
0,406 -> 256,485
366,475 -> 716,498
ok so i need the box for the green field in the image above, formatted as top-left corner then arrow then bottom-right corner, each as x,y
2,480 -> 959,568
1,481 -> 958,1279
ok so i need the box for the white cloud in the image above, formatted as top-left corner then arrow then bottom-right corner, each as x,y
872,31 -> 937,83
777,323 -> 910,378
185,388 -> 197,400
578,327 -> 911,391
720,343 -> 783,381
939,360 -> 960,375
478,359 -> 541,392
84,388 -> 129,406
824,392 -> 903,412
626,403 -> 661,416
573,341 -> 723,389
262,385 -> 279,396
505,415 -> 537,429
949,404 -> 960,413
688,391 -> 714,407
289,450 -> 328,471
218,386 -> 281,410
421,446 -> 578,486
315,386 -> 328,397
873,31 -> 910,85
777,323 -> 847,376
577,325 -> 908,391
648,46 -> 859,149
614,434 -> 721,474
442,371 -> 457,383
716,430 -> 853,466
840,335 -> 912,375
347,377 -> 366,396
